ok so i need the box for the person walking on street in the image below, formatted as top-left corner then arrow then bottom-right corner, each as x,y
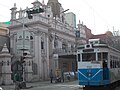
14,72 -> 20,90
61,70 -> 64,82
49,69 -> 53,83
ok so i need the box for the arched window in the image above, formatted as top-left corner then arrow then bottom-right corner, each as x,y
30,36 -> 33,40
41,40 -> 44,49
7,61 -> 9,65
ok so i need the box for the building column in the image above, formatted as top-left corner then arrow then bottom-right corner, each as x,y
46,34 -> 50,79
48,32 -> 54,72
34,33 -> 40,81
34,31 -> 43,81
41,33 -> 49,80
0,44 -> 12,85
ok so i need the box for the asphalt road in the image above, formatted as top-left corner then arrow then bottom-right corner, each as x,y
1,80 -> 120,90
1,80 -> 83,90
27,84 -> 82,90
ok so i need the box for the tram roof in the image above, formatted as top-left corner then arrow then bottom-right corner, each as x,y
77,43 -> 120,53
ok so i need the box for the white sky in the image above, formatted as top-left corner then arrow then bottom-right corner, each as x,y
0,0 -> 120,34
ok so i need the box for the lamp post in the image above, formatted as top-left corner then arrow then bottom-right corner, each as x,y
13,17 -> 27,88
54,9 -> 69,48
54,9 -> 69,69
22,19 -> 25,82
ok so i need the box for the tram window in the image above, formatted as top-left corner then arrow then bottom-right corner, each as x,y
78,54 -> 80,62
98,52 -> 108,61
103,59 -> 107,68
115,60 -> 118,68
116,61 -> 119,68
98,53 -> 101,61
110,60 -> 112,68
118,59 -> 120,68
115,61 -> 116,68
119,61 -> 120,68
95,41 -> 98,44
113,61 -> 115,68
82,53 -> 96,62
103,52 -> 108,61
110,55 -> 113,68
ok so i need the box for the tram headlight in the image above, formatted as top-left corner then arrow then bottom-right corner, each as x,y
88,73 -> 92,77
0,87 -> 3,90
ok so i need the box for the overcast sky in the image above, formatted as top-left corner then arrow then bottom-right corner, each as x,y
0,0 -> 120,34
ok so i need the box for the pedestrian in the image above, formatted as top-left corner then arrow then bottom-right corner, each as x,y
61,70 -> 64,82
49,69 -> 53,83
14,72 -> 20,90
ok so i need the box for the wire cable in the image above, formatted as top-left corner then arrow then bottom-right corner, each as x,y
81,0 -> 113,32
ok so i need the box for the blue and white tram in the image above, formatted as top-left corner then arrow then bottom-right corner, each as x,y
77,42 -> 120,88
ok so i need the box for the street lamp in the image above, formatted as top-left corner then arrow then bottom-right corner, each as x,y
12,17 -> 28,88
54,9 -> 69,69
54,9 -> 70,48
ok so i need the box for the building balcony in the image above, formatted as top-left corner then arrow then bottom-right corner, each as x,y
53,47 -> 76,56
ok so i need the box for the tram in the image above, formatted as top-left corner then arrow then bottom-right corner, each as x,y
77,39 -> 120,89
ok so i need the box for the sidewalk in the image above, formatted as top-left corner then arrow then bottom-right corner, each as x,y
1,80 -> 51,90
1,79 -> 75,90
26,80 -> 53,87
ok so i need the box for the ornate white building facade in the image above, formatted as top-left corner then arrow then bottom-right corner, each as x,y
8,0 -> 77,82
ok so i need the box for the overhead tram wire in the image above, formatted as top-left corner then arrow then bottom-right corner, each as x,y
0,13 -> 42,34
81,0 -> 113,32
0,0 -> 111,31
0,3 -> 11,8
0,13 -> 11,21
0,0 -> 42,21
84,0 -> 112,29
80,0 -> 96,32
0,3 -> 11,21
0,7 -> 46,35
0,2 -> 46,33
12,19 -> 44,33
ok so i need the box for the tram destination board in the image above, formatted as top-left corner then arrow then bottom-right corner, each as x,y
83,49 -> 94,52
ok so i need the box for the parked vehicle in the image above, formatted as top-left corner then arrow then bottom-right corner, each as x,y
55,76 -> 61,83
64,72 -> 75,80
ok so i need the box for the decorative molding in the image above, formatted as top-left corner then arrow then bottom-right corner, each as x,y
49,33 -> 53,41
33,30 -> 43,36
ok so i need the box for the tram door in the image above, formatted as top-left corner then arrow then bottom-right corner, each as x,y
102,52 -> 109,80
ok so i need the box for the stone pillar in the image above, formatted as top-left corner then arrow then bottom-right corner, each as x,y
24,51 -> 33,82
48,32 -> 54,70
33,31 -> 43,81
46,34 -> 50,79
0,44 -> 12,85
19,8 -> 23,18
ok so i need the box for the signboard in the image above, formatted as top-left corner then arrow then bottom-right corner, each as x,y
53,54 -> 58,60
16,31 -> 30,50
4,21 -> 10,25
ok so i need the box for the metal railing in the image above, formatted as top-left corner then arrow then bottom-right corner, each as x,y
53,47 -> 76,55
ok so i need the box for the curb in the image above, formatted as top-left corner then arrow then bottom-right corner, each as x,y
20,86 -> 33,89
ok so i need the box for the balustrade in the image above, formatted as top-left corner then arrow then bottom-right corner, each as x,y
53,47 -> 76,55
